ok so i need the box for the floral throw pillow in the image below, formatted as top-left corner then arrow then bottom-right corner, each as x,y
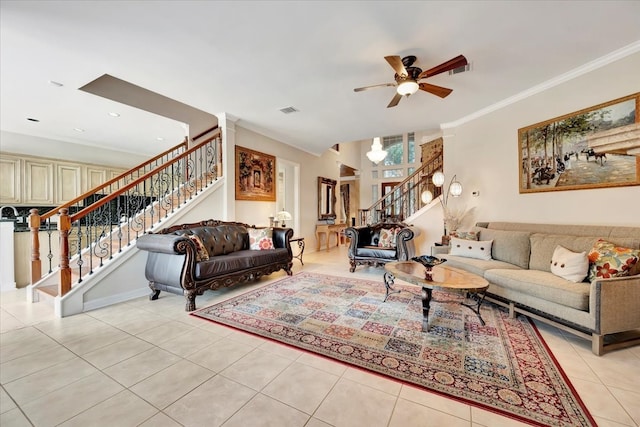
188,235 -> 209,262
378,227 -> 401,248
587,239 -> 640,281
449,230 -> 479,241
249,228 -> 275,250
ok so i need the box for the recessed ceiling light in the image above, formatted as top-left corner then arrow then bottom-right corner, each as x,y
156,137 -> 164,141
73,128 -> 85,132
49,80 -> 64,87
108,112 -> 120,117
27,118 -> 40,122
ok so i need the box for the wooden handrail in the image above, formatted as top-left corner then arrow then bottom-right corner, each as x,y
192,125 -> 219,142
29,129 -> 222,295
40,138 -> 189,221
69,131 -> 219,222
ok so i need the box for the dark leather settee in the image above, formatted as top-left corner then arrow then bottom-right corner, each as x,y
344,222 -> 417,272
136,219 -> 293,311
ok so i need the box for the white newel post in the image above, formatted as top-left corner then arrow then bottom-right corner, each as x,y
0,219 -> 17,291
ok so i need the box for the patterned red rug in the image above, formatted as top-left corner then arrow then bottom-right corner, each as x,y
191,272 -> 596,426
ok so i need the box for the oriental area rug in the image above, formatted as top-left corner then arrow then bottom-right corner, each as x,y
192,272 -> 595,427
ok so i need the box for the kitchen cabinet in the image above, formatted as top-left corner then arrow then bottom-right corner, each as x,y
0,156 -> 21,204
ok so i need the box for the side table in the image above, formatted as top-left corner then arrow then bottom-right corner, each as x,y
290,237 -> 305,265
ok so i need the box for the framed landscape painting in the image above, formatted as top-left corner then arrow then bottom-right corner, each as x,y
235,146 -> 276,201
519,93 -> 640,193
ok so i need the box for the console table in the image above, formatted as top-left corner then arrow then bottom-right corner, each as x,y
315,223 -> 346,251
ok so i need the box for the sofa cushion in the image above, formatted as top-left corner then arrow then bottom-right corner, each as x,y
529,234 -> 599,272
485,269 -> 589,311
355,246 -> 396,259
550,245 -> 588,283
195,252 -> 254,278
449,237 -> 493,260
444,255 -> 522,278
246,248 -> 290,266
474,227 -> 531,269
587,239 -> 640,281
177,225 -> 248,256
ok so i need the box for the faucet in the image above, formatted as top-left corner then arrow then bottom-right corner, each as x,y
0,205 -> 19,220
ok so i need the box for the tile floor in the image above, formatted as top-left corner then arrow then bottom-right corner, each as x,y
1,246 -> 639,427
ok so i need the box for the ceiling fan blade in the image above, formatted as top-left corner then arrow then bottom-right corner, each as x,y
384,55 -> 408,76
419,82 -> 453,98
353,82 -> 396,92
417,55 -> 468,79
387,92 -> 402,108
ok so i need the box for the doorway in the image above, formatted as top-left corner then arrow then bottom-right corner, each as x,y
277,159 -> 300,233
381,181 -> 401,221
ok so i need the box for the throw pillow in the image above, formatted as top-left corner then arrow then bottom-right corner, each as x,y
449,230 -> 479,241
550,245 -> 588,283
378,228 -> 397,248
587,239 -> 640,281
450,237 -> 493,261
249,228 -> 275,250
188,235 -> 209,262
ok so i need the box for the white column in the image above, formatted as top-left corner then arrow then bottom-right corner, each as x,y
0,220 -> 17,291
216,112 -> 238,221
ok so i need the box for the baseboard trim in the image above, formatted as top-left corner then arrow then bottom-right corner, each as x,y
82,286 -> 149,312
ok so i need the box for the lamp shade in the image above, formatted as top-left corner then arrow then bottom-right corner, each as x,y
366,137 -> 388,164
432,171 -> 445,187
449,180 -> 463,197
276,210 -> 292,221
420,190 -> 434,204
397,80 -> 419,96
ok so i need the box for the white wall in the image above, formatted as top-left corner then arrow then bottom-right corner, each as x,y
444,52 -> 640,228
233,126 -> 341,250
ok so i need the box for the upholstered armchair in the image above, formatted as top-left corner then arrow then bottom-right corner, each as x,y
344,222 -> 417,272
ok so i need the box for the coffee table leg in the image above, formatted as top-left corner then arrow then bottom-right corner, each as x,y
461,290 -> 487,326
383,272 -> 400,302
421,287 -> 432,332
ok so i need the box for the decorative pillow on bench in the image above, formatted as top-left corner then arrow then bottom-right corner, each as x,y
249,228 -> 275,250
449,230 -> 479,241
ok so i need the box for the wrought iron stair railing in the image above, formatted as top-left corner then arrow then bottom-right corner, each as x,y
358,151 -> 443,225
28,129 -> 222,297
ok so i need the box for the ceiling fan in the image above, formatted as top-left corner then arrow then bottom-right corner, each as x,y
354,54 -> 468,108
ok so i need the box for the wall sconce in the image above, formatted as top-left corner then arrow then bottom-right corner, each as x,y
366,137 -> 388,165
276,210 -> 292,227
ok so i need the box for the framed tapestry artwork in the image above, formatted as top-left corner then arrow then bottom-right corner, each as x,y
519,92 -> 639,193
235,146 -> 276,201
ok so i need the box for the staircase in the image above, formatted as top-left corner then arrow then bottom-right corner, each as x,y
26,130 -> 223,316
358,151 -> 443,225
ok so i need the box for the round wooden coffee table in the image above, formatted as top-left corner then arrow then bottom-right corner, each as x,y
383,261 -> 489,332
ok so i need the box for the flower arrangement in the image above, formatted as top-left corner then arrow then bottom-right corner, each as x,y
443,205 -> 474,233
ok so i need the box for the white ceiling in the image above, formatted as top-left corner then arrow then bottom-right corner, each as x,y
2,1 -> 640,159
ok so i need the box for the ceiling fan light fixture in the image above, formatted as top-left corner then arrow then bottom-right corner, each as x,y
397,80 -> 419,96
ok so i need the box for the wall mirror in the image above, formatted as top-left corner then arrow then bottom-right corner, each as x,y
318,177 -> 337,221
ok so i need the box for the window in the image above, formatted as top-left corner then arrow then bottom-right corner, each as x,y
371,185 -> 378,202
408,167 -> 415,175
408,132 -> 415,163
383,135 -> 403,165
383,169 -> 403,178
371,170 -> 378,179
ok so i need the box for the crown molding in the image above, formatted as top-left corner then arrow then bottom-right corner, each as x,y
441,40 -> 640,130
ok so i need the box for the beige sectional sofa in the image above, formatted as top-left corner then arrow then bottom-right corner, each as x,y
432,222 -> 640,355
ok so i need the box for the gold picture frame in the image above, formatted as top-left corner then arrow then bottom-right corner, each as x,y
519,93 -> 640,193
235,146 -> 276,201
